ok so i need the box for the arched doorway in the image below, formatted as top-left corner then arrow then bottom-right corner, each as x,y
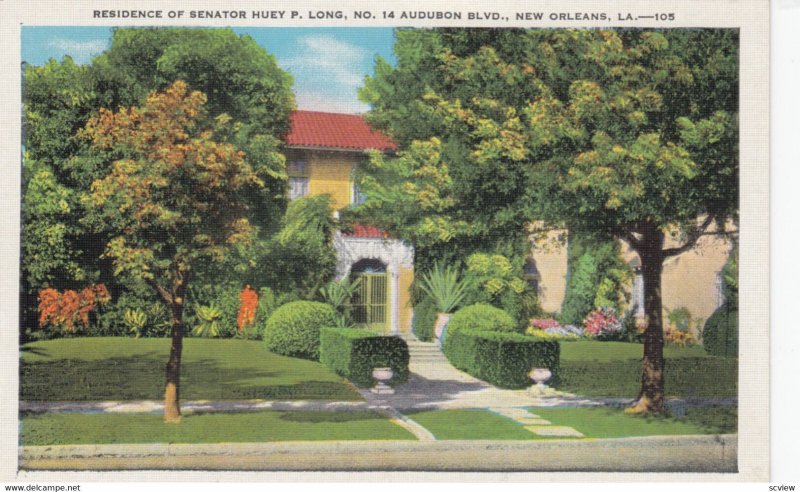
350,259 -> 388,332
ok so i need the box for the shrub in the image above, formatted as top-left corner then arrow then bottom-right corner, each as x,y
37,285 -> 112,336
96,288 -> 166,337
412,295 -> 438,342
703,304 -> 738,358
583,307 -> 623,339
186,283 -> 241,338
560,233 -> 631,325
319,276 -> 362,323
263,301 -> 339,359
419,262 -> 471,313
446,304 -> 517,338
237,285 -> 259,335
444,328 -> 560,388
529,318 -> 561,330
319,327 -> 410,387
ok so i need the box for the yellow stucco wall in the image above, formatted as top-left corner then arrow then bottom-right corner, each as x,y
530,230 -> 569,313
398,266 -> 414,334
306,152 -> 355,210
620,234 -> 733,327
532,229 -> 734,326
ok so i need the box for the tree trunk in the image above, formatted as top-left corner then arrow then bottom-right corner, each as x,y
626,227 -> 666,414
164,282 -> 187,423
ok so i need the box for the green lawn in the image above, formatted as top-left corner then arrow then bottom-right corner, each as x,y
405,409 -> 538,440
21,337 -> 362,401
533,406 -> 736,438
557,341 -> 737,398
21,410 -> 415,445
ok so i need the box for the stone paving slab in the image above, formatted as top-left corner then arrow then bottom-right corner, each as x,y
525,426 -> 585,437
516,418 -> 552,426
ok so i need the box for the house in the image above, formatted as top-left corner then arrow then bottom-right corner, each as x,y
285,110 -> 735,337
530,224 -> 736,333
284,111 -> 415,335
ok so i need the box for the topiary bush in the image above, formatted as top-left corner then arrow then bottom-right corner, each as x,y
703,303 -> 738,358
319,327 -> 410,387
412,295 -> 438,341
263,301 -> 338,360
443,328 -> 560,388
445,304 -> 517,338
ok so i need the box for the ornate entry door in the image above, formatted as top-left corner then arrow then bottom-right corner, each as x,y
351,272 -> 388,332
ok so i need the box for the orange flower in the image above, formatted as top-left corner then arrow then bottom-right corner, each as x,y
37,284 -> 112,332
237,285 -> 258,332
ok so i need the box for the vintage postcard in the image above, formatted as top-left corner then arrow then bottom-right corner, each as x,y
0,0 -> 769,483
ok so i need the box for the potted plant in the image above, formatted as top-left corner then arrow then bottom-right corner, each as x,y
418,262 -> 471,346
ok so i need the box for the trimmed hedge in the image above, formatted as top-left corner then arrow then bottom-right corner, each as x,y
319,327 -> 410,387
445,304 -> 517,337
263,301 -> 338,360
703,304 -> 738,358
443,328 -> 560,389
412,296 -> 438,342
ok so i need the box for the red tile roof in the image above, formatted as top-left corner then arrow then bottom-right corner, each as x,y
342,223 -> 389,239
285,111 -> 397,151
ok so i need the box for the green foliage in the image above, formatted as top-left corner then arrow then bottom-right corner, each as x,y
319,276 -> 362,322
561,232 -> 631,326
319,328 -> 410,387
21,28 -> 294,339
667,307 -> 693,333
185,283 -> 242,338
702,304 -> 738,358
256,196 -> 338,300
94,287 -> 168,338
412,295 -> 439,342
191,305 -> 223,338
263,301 -> 339,360
418,262 -> 471,313
722,246 -> 738,308
123,309 -> 148,338
445,304 -> 518,338
460,252 -> 536,325
443,328 -> 560,389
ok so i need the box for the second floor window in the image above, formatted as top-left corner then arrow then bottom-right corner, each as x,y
288,160 -> 309,200
288,177 -> 309,200
352,181 -> 367,205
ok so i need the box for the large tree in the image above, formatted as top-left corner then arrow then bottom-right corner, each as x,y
82,81 -> 264,422
22,28 -> 294,335
356,29 -> 541,271
360,29 -> 738,413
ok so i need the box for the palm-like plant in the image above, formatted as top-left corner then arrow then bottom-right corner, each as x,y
319,276 -> 362,321
124,308 -> 148,338
191,305 -> 223,337
419,262 -> 471,314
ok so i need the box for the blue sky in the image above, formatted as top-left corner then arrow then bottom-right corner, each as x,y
21,27 -> 396,114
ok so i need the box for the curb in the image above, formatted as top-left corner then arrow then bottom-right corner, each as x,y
20,434 -> 737,472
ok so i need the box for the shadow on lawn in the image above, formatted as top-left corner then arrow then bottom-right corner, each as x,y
279,411 -> 386,423
21,355 -> 359,401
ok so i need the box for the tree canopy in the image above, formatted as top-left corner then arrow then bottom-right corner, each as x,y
82,81 -> 266,421
21,28 -> 296,335
358,28 -> 738,413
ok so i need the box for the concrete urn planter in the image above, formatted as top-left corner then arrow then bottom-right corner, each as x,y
371,367 -> 395,395
434,313 -> 451,347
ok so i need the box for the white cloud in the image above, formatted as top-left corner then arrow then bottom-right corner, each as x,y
295,90 -> 370,114
48,38 -> 107,64
281,35 -> 371,91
